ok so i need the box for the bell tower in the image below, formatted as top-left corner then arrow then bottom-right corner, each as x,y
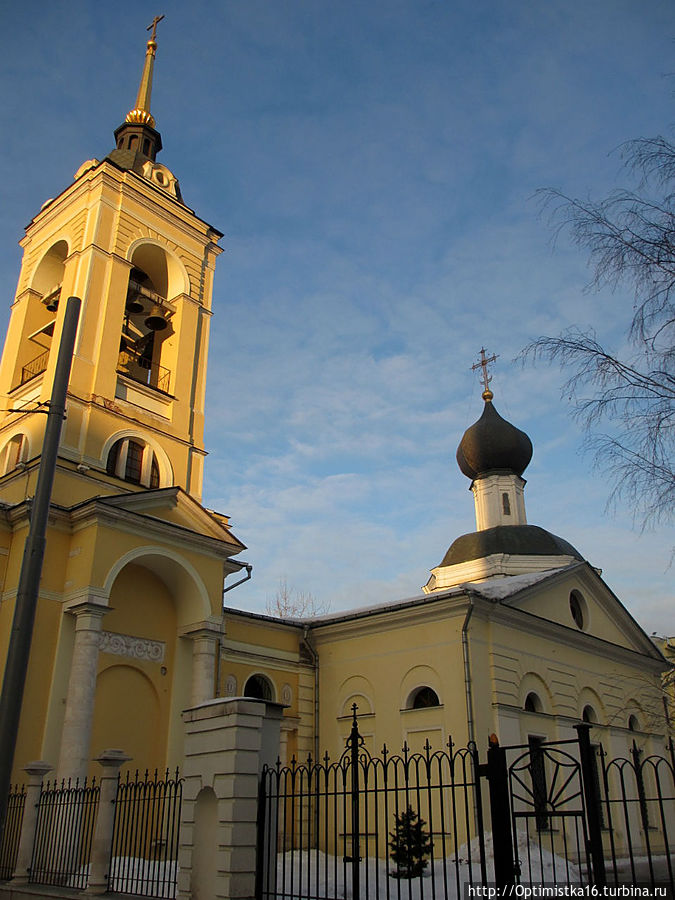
0,20 -> 221,503
0,22 -> 246,783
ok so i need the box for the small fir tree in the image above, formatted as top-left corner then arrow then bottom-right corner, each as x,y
389,805 -> 433,878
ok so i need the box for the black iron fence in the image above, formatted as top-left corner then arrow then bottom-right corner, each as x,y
600,740 -> 675,887
257,705 -> 488,900
0,768 -> 182,896
257,714 -> 675,899
29,776 -> 99,889
109,767 -> 182,898
0,784 -> 25,880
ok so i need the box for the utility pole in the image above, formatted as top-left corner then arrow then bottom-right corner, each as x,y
0,296 -> 81,839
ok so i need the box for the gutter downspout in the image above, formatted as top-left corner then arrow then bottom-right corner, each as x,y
302,625 -> 320,766
462,596 -> 476,749
215,563 -> 253,696
461,595 -> 479,833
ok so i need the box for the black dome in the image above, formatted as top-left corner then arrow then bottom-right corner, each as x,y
439,525 -> 583,567
456,399 -> 533,479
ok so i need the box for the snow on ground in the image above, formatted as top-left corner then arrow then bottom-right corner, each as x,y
269,831 -> 581,899
67,857 -> 177,898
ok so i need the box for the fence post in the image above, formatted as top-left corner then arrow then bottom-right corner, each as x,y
349,705 -> 361,900
485,736 -> 515,887
84,749 -> 130,895
575,723 -> 606,886
10,760 -> 52,883
179,697 -> 283,900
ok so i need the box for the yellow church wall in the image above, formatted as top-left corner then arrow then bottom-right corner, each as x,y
219,612 -> 312,765
486,613 -> 667,760
9,596 -> 64,779
312,599 -> 473,762
511,577 -> 635,649
88,563 -> 178,775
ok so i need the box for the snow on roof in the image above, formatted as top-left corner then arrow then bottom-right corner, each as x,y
301,564 -> 580,627
464,565 -> 578,601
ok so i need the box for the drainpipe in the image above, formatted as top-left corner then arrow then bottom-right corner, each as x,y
462,594 -> 483,837
215,563 -> 252,696
462,596 -> 476,748
302,625 -> 320,766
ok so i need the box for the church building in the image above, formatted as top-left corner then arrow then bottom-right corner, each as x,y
0,26 -> 668,794
221,375 -> 670,768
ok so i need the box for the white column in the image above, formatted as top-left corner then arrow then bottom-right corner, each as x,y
57,601 -> 107,781
85,749 -> 131,894
184,622 -> 222,707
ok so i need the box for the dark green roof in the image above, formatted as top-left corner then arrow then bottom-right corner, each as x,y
439,524 -> 583,567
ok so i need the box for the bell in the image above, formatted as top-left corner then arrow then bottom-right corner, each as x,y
144,305 -> 168,331
43,289 -> 60,312
125,293 -> 144,315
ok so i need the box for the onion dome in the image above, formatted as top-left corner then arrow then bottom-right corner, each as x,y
456,395 -> 533,480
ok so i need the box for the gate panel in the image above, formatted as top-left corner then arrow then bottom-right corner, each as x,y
256,708 -> 487,900
508,742 -> 591,884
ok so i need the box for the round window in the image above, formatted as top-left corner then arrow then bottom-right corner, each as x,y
569,590 -> 585,630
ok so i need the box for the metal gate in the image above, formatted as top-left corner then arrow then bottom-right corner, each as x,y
257,717 -> 675,898
504,736 -> 593,884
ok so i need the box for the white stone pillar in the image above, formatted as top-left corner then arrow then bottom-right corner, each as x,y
57,601 -> 107,781
183,622 -> 222,707
178,698 -> 283,900
85,749 -> 131,895
11,760 -> 52,883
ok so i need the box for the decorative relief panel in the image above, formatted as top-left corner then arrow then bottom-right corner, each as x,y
99,631 -> 165,663
281,683 -> 293,706
225,675 -> 237,697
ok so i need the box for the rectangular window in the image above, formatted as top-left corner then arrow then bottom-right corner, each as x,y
125,440 -> 143,484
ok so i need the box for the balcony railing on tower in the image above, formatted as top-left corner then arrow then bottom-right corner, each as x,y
20,350 -> 50,386
117,348 -> 171,394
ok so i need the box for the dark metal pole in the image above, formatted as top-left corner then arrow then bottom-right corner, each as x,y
0,296 -> 81,840
575,722 -> 606,886
349,704 -> 360,900
485,735 -> 516,888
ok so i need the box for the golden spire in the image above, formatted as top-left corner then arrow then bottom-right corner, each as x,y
125,15 -> 164,129
471,347 -> 499,401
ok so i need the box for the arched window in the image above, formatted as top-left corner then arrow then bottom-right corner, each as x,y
502,492 -> 511,515
118,263 -> 172,393
0,435 -> 27,475
244,674 -> 274,701
628,714 -> 640,732
408,686 -> 440,709
106,437 -> 162,488
582,705 -> 597,724
524,692 -> 543,713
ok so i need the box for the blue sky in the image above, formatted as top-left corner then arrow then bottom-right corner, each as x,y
1,1 -> 673,630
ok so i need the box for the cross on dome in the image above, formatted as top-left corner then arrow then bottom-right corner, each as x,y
471,347 -> 499,401
147,15 -> 164,41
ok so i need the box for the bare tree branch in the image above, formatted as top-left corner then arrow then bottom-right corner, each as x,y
523,133 -> 675,529
265,577 -> 330,619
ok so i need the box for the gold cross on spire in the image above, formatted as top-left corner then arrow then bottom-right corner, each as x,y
472,347 -> 498,400
147,15 -> 164,42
